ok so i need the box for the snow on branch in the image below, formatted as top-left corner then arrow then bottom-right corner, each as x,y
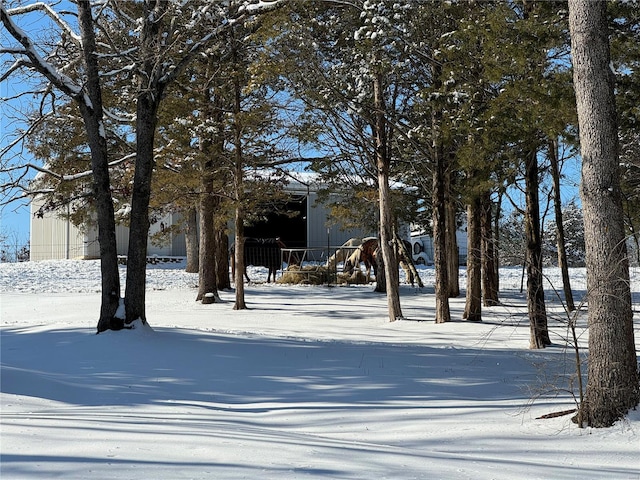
0,58 -> 32,82
6,2 -> 81,45
6,152 -> 136,186
237,0 -> 285,14
0,6 -> 88,105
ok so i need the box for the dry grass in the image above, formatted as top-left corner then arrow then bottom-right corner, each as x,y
278,265 -> 371,285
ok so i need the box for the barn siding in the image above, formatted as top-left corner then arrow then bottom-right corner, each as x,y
306,192 -> 374,248
30,196 -> 186,261
30,197 -> 92,260
114,214 -> 185,257
30,180 -> 376,260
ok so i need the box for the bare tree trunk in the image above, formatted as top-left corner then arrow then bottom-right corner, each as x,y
524,148 -> 551,348
432,126 -> 451,324
124,92 -> 157,322
549,138 -> 575,311
373,71 -> 402,321
196,178 -> 219,304
1,2 -> 122,331
463,199 -> 482,321
232,40 -> 248,310
215,230 -> 230,290
481,192 -> 499,306
124,1 -> 170,324
195,62 -> 223,304
628,224 -> 640,266
77,2 -> 122,332
445,166 -> 460,297
184,207 -> 199,273
568,0 -> 640,427
493,191 -> 503,294
233,214 -> 247,310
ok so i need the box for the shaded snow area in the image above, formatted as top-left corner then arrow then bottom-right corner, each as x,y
1,259 -> 639,479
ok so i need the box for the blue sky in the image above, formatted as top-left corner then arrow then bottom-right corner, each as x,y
0,2 -> 583,250
1,76 -> 34,244
0,204 -> 31,244
1,93 -> 33,245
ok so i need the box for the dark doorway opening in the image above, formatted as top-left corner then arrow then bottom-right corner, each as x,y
244,196 -> 307,248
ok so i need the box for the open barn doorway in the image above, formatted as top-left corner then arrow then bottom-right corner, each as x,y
244,195 -> 307,248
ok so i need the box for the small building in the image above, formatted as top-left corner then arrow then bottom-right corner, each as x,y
29,173 -> 374,261
410,229 -> 468,266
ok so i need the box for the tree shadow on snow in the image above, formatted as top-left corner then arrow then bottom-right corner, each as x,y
2,324 -> 541,410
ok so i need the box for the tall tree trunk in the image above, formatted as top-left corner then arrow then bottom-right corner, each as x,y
568,0 -> 640,427
430,55 -> 451,324
76,2 -> 122,332
524,148 -> 551,348
493,191 -> 503,294
373,71 -> 402,321
184,207 -> 199,273
232,40 -> 248,310
215,230 -> 230,290
549,138 -> 575,312
196,65 -> 223,304
123,1 -> 168,324
233,212 -> 247,310
445,165 -> 460,298
481,192 -> 499,306
463,198 -> 482,321
432,125 -> 451,324
196,180 -> 219,303
2,2 -> 121,331
124,89 -> 161,323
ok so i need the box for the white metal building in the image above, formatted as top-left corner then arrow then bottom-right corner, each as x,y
29,173 -> 373,261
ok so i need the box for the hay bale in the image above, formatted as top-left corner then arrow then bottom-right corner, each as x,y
336,270 -> 370,285
278,265 -> 373,285
278,265 -> 330,285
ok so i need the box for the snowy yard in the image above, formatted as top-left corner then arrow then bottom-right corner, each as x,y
1,260 -> 638,479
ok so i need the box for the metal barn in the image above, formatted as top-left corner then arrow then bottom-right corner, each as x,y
29,175 -> 373,261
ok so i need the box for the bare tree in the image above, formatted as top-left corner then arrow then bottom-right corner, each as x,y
568,0 -> 640,427
2,1 -> 122,330
373,70 -> 403,321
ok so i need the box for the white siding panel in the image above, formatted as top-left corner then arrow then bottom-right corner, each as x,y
306,192 -> 374,248
30,197 -> 90,260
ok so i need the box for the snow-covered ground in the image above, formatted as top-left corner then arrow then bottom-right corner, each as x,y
1,259 -> 638,479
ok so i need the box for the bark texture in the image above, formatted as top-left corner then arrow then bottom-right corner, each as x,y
124,1 -> 167,324
481,192 -> 499,306
373,71 -> 402,321
463,199 -> 482,321
197,172 -> 218,304
77,2 -> 121,332
432,126 -> 451,324
445,167 -> 460,298
215,230 -> 230,291
568,0 -> 640,427
524,148 -> 551,349
184,208 -> 199,274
